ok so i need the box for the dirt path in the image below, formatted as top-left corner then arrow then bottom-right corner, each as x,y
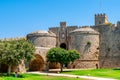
28,71 -> 116,80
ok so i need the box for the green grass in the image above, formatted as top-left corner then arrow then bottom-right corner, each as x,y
62,69 -> 120,79
0,73 -> 85,80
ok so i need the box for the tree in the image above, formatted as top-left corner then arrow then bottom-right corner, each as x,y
68,50 -> 80,63
46,48 -> 80,72
0,38 -> 35,75
46,47 -> 67,72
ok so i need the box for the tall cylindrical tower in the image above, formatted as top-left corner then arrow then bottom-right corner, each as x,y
27,30 -> 56,71
69,27 -> 99,68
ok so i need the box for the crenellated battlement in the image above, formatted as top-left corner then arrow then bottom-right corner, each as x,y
95,13 -> 107,17
79,26 -> 90,28
60,22 -> 66,27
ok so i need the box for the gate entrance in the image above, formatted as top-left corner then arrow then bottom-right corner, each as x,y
29,54 -> 44,71
60,43 -> 67,49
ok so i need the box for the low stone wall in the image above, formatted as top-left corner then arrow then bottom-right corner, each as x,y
99,57 -> 120,68
68,60 -> 99,69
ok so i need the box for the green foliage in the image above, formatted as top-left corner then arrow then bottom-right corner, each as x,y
0,73 -> 83,80
105,22 -> 113,27
46,48 -> 80,72
46,48 -> 68,71
62,69 -> 120,79
68,50 -> 80,63
104,22 -> 113,30
0,38 -> 35,74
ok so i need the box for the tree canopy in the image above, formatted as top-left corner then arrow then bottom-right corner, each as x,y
46,47 -> 80,72
0,38 -> 35,75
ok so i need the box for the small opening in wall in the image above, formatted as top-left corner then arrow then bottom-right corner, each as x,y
87,41 -> 91,45
99,21 -> 101,24
97,47 -> 100,50
96,64 -> 99,69
60,43 -> 67,49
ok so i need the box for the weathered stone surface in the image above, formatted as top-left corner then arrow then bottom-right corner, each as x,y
68,60 -> 99,69
29,54 -> 45,71
27,30 -> 56,48
93,25 -> 120,68
27,31 -> 57,70
26,13 -> 120,70
68,27 -> 99,68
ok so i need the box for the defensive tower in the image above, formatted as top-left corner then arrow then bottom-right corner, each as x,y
95,13 -> 108,25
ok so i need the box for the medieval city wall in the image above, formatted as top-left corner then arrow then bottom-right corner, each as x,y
26,14 -> 120,70
92,24 -> 120,68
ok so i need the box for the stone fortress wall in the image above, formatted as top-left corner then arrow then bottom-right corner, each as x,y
92,22 -> 120,68
3,13 -> 120,71
48,22 -> 100,69
26,13 -> 120,70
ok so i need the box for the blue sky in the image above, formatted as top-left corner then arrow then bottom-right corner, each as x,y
0,0 -> 120,38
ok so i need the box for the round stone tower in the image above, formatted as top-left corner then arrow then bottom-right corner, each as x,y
27,30 -> 56,71
27,30 -> 56,48
69,27 -> 99,69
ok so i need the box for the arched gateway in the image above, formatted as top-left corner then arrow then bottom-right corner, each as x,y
29,54 -> 44,71
60,43 -> 67,49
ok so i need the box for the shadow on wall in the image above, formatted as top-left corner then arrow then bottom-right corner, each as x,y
0,64 -> 8,73
83,42 -> 91,53
49,62 -> 60,69
0,64 -> 20,73
29,54 -> 45,71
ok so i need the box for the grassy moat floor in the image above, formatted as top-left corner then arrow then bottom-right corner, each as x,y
61,69 -> 120,79
0,74 -> 84,80
0,69 -> 120,80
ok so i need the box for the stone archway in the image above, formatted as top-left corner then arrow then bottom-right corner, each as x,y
29,54 -> 45,71
60,43 -> 67,49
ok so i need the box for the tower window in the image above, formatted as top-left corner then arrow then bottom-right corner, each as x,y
62,27 -> 64,31
99,21 -> 101,24
62,34 -> 65,38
